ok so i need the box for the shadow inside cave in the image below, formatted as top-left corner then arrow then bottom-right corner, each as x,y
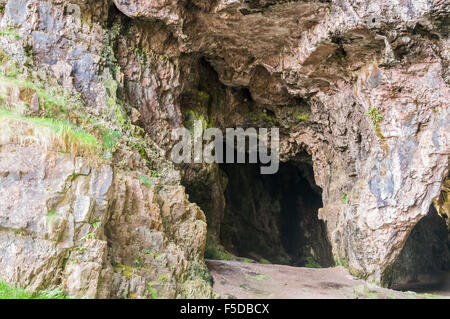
216,149 -> 334,268
386,203 -> 450,295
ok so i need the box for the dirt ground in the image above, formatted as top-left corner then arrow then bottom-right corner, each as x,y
206,260 -> 450,299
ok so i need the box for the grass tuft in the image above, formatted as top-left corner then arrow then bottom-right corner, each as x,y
0,281 -> 68,299
204,242 -> 234,261
0,108 -> 99,157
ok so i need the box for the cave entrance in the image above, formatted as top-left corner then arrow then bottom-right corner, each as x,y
385,202 -> 450,295
217,153 -> 334,267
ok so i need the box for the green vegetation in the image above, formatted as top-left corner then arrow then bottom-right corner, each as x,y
101,129 -> 121,159
342,193 -> 348,204
198,91 -> 210,103
158,273 -> 170,284
143,249 -> 162,260
138,175 -> 153,188
183,108 -> 211,132
0,108 -> 99,157
249,110 -> 280,125
204,242 -> 234,260
187,261 -> 213,285
0,27 -> 20,40
45,211 -> 59,223
348,266 -> 366,279
0,52 -> 130,162
132,142 -> 151,167
255,274 -> 268,281
0,281 -> 68,299
353,285 -> 379,299
333,257 -> 349,267
134,256 -> 143,268
114,263 -> 134,279
0,106 -> 129,162
146,281 -> 159,299
305,256 -> 322,268
131,44 -> 173,66
367,291 -> 379,298
415,292 -> 443,299
259,258 -> 271,264
149,170 -> 162,178
0,47 -> 164,174
366,107 -> 383,131
114,104 -> 127,128
294,112 -> 310,122
90,218 -> 101,229
81,233 -> 95,241
0,75 -> 83,116
104,76 -> 130,131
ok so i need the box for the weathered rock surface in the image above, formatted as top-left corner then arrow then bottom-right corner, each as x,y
0,143 -> 213,298
0,0 -> 448,295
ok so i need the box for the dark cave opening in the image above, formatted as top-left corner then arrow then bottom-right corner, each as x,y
216,154 -> 334,267
178,56 -> 333,267
385,203 -> 450,294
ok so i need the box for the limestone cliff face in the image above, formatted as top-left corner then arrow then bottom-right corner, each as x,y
0,0 -> 448,296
